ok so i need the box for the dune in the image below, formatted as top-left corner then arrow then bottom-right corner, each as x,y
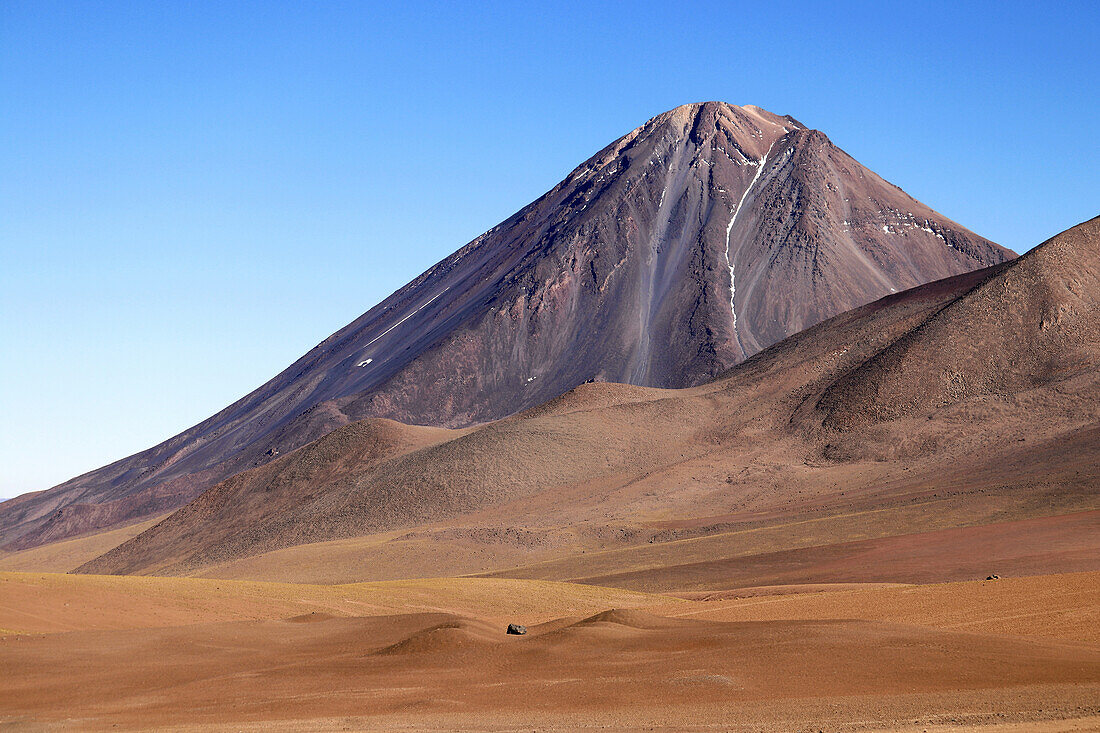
373,617 -> 501,656
0,571 -> 670,634
1,603 -> 1097,731
283,612 -> 338,623
570,607 -> 680,629
2,569 -> 1099,729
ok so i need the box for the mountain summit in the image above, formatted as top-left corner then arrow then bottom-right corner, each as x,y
0,102 -> 1013,549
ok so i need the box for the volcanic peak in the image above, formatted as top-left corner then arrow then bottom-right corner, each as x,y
0,102 -> 1013,554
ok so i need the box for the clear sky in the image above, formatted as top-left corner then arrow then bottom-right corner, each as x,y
1,1 -> 1097,499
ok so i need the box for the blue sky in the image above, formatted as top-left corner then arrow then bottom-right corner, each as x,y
1,0 -> 1097,498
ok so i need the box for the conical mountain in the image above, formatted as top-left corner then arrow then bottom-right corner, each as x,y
0,102 -> 1013,550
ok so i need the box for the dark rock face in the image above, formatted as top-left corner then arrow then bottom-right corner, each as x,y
0,102 -> 1014,551
506,624 -> 527,636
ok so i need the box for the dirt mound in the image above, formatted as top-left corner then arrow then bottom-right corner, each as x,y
573,608 -> 680,629
512,381 -> 670,421
373,618 -> 500,656
76,417 -> 456,575
0,573 -> 664,634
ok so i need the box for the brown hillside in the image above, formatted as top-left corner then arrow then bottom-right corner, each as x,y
817,215 -> 1100,428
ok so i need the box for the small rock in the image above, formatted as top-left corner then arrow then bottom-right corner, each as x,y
986,574 -> 1000,581
506,623 -> 527,635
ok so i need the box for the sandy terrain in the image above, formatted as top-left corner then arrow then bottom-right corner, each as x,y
0,572 -> 666,633
658,571 -> 1100,643
1,571 -> 1098,731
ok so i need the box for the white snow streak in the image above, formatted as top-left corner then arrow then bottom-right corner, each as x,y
724,215 -> 739,326
355,287 -> 450,368
724,142 -> 776,352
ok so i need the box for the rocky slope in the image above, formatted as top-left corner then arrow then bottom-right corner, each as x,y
2,102 -> 1013,550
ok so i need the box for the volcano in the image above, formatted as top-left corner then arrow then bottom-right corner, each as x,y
0,102 -> 1012,550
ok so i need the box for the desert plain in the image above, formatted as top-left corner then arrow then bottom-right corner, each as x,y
1,515 -> 1098,731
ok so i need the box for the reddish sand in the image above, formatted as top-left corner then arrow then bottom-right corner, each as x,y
3,611 -> 1098,731
1,571 -> 1098,731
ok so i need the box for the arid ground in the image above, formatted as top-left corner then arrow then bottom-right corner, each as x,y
1,570 -> 1098,731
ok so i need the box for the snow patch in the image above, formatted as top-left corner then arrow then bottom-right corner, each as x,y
357,358 -> 373,367
359,288 -> 450,355
716,144 -> 747,163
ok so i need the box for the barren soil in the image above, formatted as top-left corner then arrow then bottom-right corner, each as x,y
1,572 -> 1098,731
